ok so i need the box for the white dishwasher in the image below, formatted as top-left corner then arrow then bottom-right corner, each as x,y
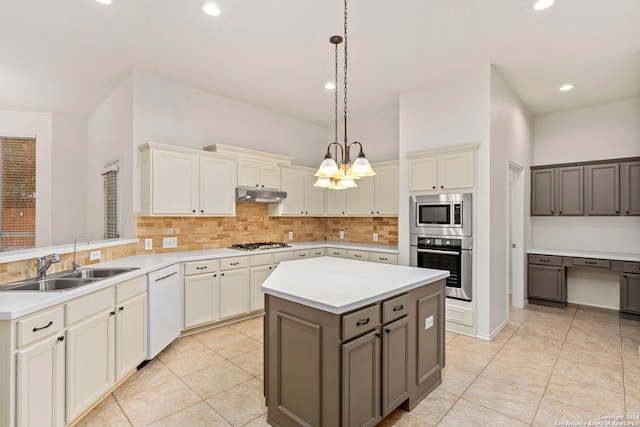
147,264 -> 181,359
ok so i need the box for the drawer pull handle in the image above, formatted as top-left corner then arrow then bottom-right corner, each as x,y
540,259 -> 550,263
393,305 -> 404,312
380,257 -> 388,261
230,262 -> 240,266
333,252 -> 340,255
356,318 -> 370,326
33,321 -> 53,332
57,336 -> 64,342
585,261 -> 597,265
354,255 -> 362,258
196,266 -> 208,270
298,254 -> 305,257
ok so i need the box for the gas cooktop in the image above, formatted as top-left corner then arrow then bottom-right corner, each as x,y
229,242 -> 291,251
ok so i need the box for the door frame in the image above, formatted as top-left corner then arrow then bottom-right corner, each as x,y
507,161 -> 525,309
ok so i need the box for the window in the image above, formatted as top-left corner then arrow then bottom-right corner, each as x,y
0,137 -> 36,251
103,162 -> 119,239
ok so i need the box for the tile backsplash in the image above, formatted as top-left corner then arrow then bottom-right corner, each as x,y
135,203 -> 398,253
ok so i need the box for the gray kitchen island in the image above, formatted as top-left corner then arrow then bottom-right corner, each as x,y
261,257 -> 448,427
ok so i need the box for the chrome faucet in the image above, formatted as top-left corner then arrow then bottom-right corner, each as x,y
37,254 -> 60,278
73,235 -> 90,271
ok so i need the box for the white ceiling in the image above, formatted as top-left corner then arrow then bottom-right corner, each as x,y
1,0 -> 639,126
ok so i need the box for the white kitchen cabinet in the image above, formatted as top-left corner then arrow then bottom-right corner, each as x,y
326,187 -> 346,215
140,143 -> 237,216
238,160 -> 280,190
304,172 -> 324,215
16,333 -> 65,427
114,293 -> 146,381
219,257 -> 250,319
346,176 -> 375,215
408,147 -> 476,192
250,264 -> 273,311
66,308 -> 115,422
374,162 -> 399,215
184,260 -> 220,329
272,167 -> 324,216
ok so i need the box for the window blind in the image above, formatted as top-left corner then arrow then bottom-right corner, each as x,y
103,166 -> 119,239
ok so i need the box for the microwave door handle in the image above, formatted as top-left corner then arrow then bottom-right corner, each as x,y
417,249 -> 460,256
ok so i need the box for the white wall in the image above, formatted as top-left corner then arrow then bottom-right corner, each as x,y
488,68 -> 534,334
532,98 -> 640,310
87,75 -> 135,240
0,111 -> 53,247
51,113 -> 88,244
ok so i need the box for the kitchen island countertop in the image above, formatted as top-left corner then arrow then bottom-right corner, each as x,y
262,256 -> 449,314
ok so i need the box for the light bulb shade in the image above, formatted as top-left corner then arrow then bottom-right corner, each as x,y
341,177 -> 358,188
351,153 -> 376,176
329,179 -> 347,190
316,154 -> 339,177
313,176 -> 331,187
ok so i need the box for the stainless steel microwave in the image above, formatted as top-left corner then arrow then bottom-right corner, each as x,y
410,193 -> 472,236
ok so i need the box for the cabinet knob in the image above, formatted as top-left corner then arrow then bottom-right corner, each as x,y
615,211 -> 619,214
627,211 -> 630,214
559,211 -> 562,214
192,210 -> 196,213
119,306 -> 124,311
110,311 -> 115,316
342,211 -> 345,214
57,336 -> 65,342
385,328 -> 391,334
440,185 -> 444,189
221,273 -> 225,276
371,211 -> 374,214
213,274 -> 217,277
200,210 -> 204,213
261,185 -> 265,188
255,184 -> 259,187
432,186 -> 436,189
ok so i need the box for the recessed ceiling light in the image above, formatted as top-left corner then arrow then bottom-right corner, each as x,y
201,2 -> 221,16
559,83 -> 574,92
95,0 -> 112,4
324,82 -> 336,90
533,0 -> 555,11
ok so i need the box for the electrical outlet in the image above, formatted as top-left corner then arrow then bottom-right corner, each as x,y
144,238 -> 153,250
288,231 -> 294,240
339,230 -> 344,239
424,315 -> 434,330
163,237 -> 178,248
373,232 -> 379,242
89,250 -> 101,261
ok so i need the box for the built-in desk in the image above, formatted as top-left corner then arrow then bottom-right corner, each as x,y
527,249 -> 640,319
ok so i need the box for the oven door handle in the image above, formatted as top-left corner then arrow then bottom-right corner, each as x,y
416,248 -> 460,256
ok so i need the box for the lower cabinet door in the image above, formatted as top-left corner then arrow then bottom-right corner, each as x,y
16,333 -> 66,427
342,329 -> 381,427
621,273 -> 640,314
219,268 -> 250,319
66,309 -> 115,422
250,265 -> 273,311
528,264 -> 563,301
184,274 -> 219,328
115,293 -> 147,381
382,316 -> 409,417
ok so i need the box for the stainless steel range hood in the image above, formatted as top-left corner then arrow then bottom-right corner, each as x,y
236,188 -> 287,203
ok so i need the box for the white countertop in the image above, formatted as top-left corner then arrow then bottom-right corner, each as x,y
0,241 -> 398,320
261,257 -> 449,314
527,248 -> 640,262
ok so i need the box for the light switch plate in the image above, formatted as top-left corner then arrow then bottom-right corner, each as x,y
144,238 -> 153,250
288,231 -> 294,240
89,250 -> 101,261
424,315 -> 434,330
163,237 -> 178,248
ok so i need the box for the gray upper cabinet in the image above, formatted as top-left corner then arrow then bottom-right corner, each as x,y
585,163 -> 620,215
621,161 -> 640,216
531,169 -> 555,216
556,166 -> 583,215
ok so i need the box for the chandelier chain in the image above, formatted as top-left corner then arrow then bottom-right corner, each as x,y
334,41 -> 339,146
343,0 -> 348,145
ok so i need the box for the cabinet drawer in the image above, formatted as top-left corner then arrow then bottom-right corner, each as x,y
116,275 -> 147,303
220,257 -> 248,270
250,253 -> 273,267
328,248 -> 346,258
382,294 -> 409,323
342,305 -> 380,341
293,250 -> 309,259
571,257 -> 611,269
66,287 -> 115,325
623,262 -> 640,274
347,250 -> 369,261
528,254 -> 563,267
184,259 -> 219,276
370,253 -> 398,264
273,251 -> 294,263
309,248 -> 326,257
16,306 -> 65,348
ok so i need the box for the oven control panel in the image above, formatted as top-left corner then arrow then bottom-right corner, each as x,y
417,237 -> 462,249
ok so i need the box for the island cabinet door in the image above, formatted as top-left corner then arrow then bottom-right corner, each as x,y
381,316 -> 409,417
341,329 -> 381,427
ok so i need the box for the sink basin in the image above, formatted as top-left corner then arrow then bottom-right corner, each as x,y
59,267 -> 139,279
2,278 -> 98,291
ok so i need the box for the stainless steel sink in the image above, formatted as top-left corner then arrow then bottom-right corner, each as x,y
58,267 -> 139,279
2,277 -> 98,291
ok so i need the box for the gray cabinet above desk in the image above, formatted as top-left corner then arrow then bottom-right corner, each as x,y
527,249 -> 640,319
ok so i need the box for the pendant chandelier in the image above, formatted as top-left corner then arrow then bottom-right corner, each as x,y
314,0 -> 375,190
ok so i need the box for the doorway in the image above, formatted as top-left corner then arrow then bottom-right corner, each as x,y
508,161 -> 525,309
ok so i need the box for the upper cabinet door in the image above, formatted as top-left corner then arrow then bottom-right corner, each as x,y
531,168 -> 555,216
438,150 -> 475,190
280,169 -> 305,215
200,157 -> 237,216
260,164 -> 280,190
152,150 -> 198,215
585,163 -> 620,216
237,161 -> 260,188
346,176 -> 375,215
408,156 -> 437,192
375,164 -> 399,215
556,166 -> 583,216
304,172 -> 324,215
621,161 -> 640,216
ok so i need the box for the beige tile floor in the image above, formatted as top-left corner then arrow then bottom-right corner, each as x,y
77,303 -> 640,427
